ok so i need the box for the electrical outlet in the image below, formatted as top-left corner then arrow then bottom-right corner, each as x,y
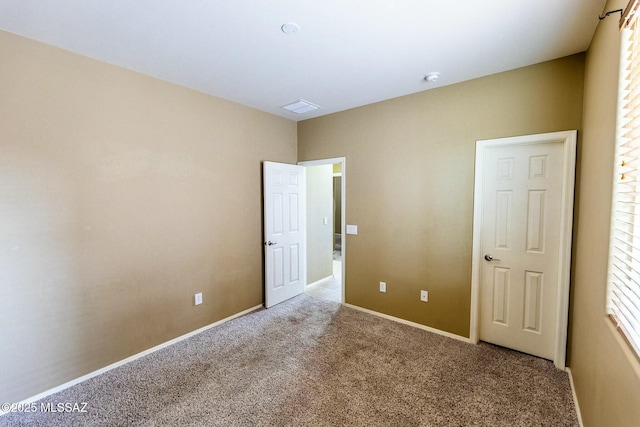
379,282 -> 386,293
195,292 -> 203,305
420,290 -> 428,302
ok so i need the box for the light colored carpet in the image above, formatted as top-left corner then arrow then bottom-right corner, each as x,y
2,294 -> 578,426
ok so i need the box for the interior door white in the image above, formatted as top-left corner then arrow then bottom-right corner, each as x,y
263,161 -> 306,308
479,139 -> 564,360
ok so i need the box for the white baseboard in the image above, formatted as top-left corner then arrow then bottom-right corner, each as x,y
1,304 -> 263,416
343,303 -> 472,343
565,367 -> 584,427
306,275 -> 333,288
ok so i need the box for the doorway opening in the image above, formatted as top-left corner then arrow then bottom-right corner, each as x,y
299,158 -> 346,304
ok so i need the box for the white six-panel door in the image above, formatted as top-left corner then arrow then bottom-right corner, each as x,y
471,131 -> 576,368
263,161 -> 306,308
479,141 -> 563,360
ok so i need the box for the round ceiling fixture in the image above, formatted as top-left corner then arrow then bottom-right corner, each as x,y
281,23 -> 300,35
424,72 -> 440,83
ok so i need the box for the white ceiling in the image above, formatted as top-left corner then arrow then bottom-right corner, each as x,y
0,0 -> 608,121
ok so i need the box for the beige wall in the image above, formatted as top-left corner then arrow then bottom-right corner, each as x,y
0,30 -> 297,403
306,164 -> 334,283
298,54 -> 585,338
334,176 -> 342,235
570,0 -> 640,425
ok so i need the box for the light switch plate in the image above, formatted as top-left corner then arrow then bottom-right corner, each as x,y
195,292 -> 203,305
346,224 -> 358,235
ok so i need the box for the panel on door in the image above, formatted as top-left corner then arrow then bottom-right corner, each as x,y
264,161 -> 306,308
479,141 -> 563,360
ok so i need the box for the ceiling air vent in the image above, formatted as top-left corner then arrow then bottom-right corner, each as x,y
280,99 -> 320,114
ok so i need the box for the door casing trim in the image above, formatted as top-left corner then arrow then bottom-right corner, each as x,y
469,130 -> 577,369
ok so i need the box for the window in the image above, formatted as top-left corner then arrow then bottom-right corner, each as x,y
607,0 -> 640,358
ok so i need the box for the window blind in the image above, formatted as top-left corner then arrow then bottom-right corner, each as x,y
607,0 -> 640,359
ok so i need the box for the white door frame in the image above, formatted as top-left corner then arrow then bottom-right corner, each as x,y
469,131 -> 576,369
298,157 -> 346,304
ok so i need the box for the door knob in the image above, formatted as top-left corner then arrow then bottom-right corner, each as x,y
484,254 -> 501,262
265,241 -> 277,246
